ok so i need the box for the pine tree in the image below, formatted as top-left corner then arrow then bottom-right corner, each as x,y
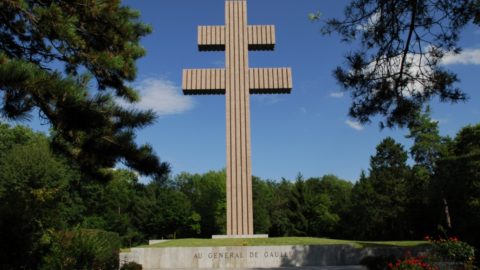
0,0 -> 169,180
406,107 -> 448,173
369,138 -> 410,239
406,107 -> 450,234
319,0 -> 478,128
434,124 -> 480,245
351,138 -> 411,240
349,170 -> 377,239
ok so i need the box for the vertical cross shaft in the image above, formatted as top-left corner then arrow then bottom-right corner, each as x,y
225,0 -> 252,235
182,0 -> 292,236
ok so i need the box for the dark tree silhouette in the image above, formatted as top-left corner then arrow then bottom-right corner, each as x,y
0,1 -> 169,179
320,0 -> 478,128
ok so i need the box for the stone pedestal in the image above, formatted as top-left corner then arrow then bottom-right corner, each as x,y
212,234 -> 269,239
119,244 -> 429,270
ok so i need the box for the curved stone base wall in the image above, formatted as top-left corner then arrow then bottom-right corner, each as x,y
120,245 -> 429,269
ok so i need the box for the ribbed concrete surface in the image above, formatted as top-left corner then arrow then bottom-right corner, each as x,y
182,0 -> 292,236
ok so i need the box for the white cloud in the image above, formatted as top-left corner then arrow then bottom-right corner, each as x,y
329,91 -> 344,98
441,48 -> 480,65
345,119 -> 364,131
363,49 -> 435,97
359,47 -> 480,98
350,46 -> 479,101
131,77 -> 194,116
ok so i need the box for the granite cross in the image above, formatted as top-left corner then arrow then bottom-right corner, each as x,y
182,0 -> 292,236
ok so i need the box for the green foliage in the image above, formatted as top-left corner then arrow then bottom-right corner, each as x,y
0,0 -> 150,98
252,174 -> 352,238
349,171 -> 377,239
151,187 -> 197,238
0,0 -> 169,179
90,169 -> 145,246
175,170 -> 226,237
287,175 -> 342,237
433,124 -> 480,247
308,175 -> 353,237
452,124 -> 480,156
308,11 -> 321,21
320,0 -> 477,128
252,176 -> 273,234
0,123 -> 40,159
265,179 -> 292,236
404,165 -> 436,239
41,229 -> 121,270
0,127 -> 74,269
427,237 -> 475,264
406,107 -> 448,173
287,175 -> 310,236
404,108 -> 447,239
350,138 -> 411,240
2,122 -> 480,268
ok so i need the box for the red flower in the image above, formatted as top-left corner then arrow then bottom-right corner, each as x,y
449,237 -> 459,242
388,255 -> 435,270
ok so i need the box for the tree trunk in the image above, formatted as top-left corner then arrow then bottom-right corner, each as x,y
443,197 -> 452,229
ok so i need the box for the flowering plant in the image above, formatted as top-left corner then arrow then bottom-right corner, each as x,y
425,236 -> 475,264
388,255 -> 438,270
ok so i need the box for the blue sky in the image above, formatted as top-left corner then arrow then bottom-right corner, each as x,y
117,0 -> 480,182
41,0 -> 480,182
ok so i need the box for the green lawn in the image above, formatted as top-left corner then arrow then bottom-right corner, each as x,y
141,237 -> 427,249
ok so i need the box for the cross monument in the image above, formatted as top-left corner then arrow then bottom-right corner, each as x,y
182,0 -> 292,236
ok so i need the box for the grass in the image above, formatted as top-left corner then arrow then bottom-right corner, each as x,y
140,237 -> 427,249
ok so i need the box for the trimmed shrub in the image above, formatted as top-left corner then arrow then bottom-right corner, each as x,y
120,262 -> 143,270
42,229 -> 121,270
361,255 -> 398,270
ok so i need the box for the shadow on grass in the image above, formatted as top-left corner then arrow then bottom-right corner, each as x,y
355,242 -> 430,248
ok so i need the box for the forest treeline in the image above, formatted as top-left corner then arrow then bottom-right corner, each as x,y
0,111 -> 479,268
